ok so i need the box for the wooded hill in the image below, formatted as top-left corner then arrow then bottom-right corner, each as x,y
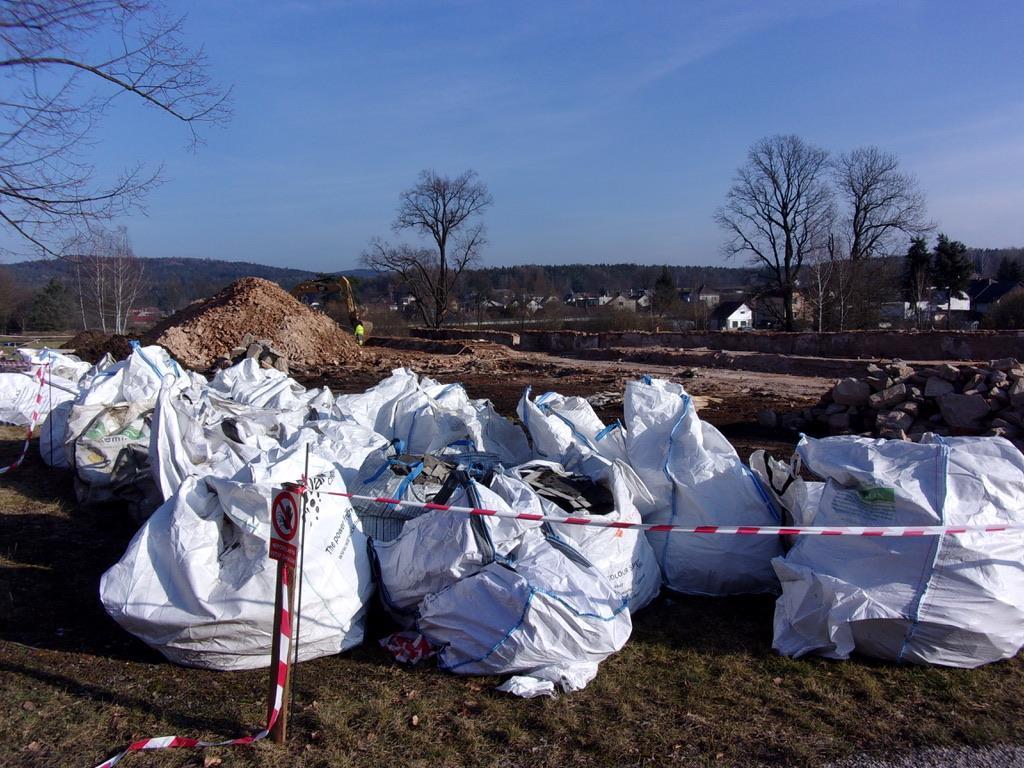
2,248 -> 1020,313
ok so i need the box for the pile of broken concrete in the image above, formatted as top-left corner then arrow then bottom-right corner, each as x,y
767,357 -> 1024,451
212,333 -> 289,373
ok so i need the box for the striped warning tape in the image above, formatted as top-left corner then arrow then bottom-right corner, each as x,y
92,568 -> 293,767
303,487 -> 1024,537
0,364 -> 48,476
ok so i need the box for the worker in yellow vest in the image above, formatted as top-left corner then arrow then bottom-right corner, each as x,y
354,320 -> 365,346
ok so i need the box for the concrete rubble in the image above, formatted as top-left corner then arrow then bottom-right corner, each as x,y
766,358 -> 1024,451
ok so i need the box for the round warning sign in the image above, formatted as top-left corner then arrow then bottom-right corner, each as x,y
271,491 -> 299,542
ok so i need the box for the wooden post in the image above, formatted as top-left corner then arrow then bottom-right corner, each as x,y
266,561 -> 294,744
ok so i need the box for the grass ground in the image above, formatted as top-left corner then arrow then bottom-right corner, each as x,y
2,423 -> 1024,768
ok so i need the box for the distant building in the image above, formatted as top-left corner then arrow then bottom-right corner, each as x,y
127,307 -> 162,327
606,293 -> 637,312
968,278 -> 1024,315
680,285 -> 720,307
712,301 -> 753,330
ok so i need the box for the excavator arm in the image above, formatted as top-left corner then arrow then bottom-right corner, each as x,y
290,275 -> 367,332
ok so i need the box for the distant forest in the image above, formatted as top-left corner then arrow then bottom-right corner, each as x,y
1,247 -> 1021,314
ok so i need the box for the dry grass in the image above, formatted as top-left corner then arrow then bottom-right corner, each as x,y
2,427 -> 1023,768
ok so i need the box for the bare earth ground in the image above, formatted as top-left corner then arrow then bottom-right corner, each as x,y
3,348 -> 1023,768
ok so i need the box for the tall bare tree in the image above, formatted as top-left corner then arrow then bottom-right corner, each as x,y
67,226 -> 144,333
835,146 -> 931,263
1,1 -> 230,255
832,147 -> 931,328
363,170 -> 492,327
716,135 -> 833,330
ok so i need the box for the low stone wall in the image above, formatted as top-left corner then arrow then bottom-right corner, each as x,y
410,327 -> 519,347
412,327 -> 1024,361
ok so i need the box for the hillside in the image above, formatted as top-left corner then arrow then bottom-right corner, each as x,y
0,258 -> 355,312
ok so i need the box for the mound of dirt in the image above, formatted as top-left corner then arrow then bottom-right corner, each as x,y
63,331 -> 133,363
144,278 -> 361,370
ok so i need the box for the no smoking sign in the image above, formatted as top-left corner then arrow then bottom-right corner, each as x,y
269,488 -> 301,568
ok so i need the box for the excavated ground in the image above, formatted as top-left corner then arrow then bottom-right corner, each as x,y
4,345 -> 1024,767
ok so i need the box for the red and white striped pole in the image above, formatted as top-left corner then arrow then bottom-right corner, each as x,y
92,569 -> 293,767
0,363 -> 48,476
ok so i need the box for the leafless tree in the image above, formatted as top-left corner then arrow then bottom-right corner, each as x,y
66,226 -> 144,333
835,146 -> 931,263
1,1 -> 230,255
716,135 -> 833,330
363,170 -> 492,327
831,146 -> 931,328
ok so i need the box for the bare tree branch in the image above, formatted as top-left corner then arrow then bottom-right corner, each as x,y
0,1 -> 230,256
715,135 -> 833,330
364,170 -> 493,327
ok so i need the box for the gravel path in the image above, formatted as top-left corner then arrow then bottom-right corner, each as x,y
827,745 -> 1024,767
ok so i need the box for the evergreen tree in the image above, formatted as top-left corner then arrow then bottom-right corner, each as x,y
931,234 -> 972,328
996,256 -> 1023,282
27,279 -> 75,331
653,266 -> 680,315
902,236 -> 931,327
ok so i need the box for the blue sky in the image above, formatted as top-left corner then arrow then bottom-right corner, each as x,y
8,0 -> 1023,270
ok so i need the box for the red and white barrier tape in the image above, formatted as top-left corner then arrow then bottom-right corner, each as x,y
304,487 -> 1024,537
92,568 -> 293,768
0,364 -> 47,476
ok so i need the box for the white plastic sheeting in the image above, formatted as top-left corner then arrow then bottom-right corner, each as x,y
39,400 -> 73,468
418,529 -> 632,680
517,387 -> 628,476
372,479 -> 542,620
624,377 -> 783,596
17,347 -> 92,383
0,369 -> 77,426
497,461 -> 661,613
771,434 -> 1024,668
0,348 -> 87,427
339,368 -> 530,465
100,465 -> 373,671
210,358 -> 333,412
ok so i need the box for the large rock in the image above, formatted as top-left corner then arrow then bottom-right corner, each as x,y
1010,378 -> 1024,408
864,364 -> 890,391
935,363 -> 961,382
938,393 -> 991,430
924,377 -> 955,398
886,362 -> 915,381
868,383 -> 907,410
990,357 -> 1018,371
833,378 -> 871,406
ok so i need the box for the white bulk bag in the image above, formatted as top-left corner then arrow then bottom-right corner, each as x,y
495,462 -> 661,612
773,434 -> 1024,668
66,399 -> 160,514
39,400 -> 73,468
371,479 -> 541,620
332,367 -> 420,431
100,468 -> 373,670
210,358 -> 331,412
517,387 -> 627,475
0,369 -> 77,427
76,343 -> 190,407
151,385 -> 280,501
417,529 -> 632,680
17,347 -> 91,383
624,377 -> 782,595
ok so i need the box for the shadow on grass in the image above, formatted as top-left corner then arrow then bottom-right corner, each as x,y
0,659 -> 251,736
629,592 -> 778,655
0,478 -> 158,661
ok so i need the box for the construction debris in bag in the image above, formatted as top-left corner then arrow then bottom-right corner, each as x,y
519,465 -> 615,515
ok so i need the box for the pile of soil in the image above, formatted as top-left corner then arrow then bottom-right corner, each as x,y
62,331 -> 133,363
144,277 -> 361,370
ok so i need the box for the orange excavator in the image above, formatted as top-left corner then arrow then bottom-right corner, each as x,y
290,275 -> 371,334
